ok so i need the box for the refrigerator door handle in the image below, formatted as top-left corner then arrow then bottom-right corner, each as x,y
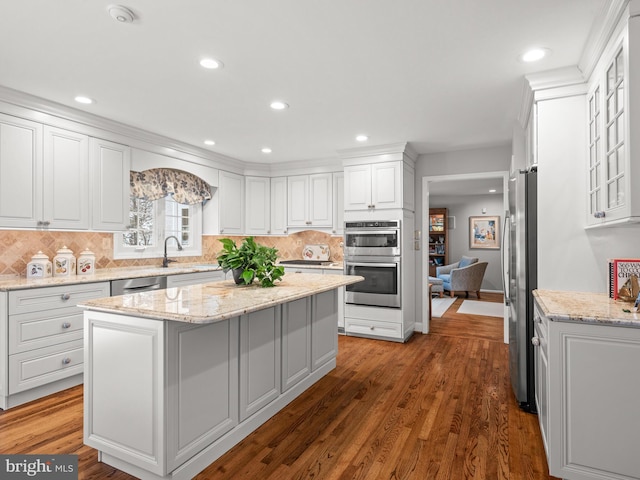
502,211 -> 510,306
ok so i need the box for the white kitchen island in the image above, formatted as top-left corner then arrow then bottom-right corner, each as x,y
80,273 -> 362,480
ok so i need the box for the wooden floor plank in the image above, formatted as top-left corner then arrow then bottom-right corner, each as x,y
0,292 -> 559,479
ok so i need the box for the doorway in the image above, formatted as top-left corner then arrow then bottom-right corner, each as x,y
421,171 -> 509,342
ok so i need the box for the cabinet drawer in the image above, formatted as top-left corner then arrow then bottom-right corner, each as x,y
9,282 -> 110,315
345,318 -> 402,340
9,307 -> 83,354
9,340 -> 83,394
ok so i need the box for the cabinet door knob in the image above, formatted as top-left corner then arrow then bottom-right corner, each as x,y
370,326 -> 375,330
531,337 -> 540,347
61,322 -> 71,329
61,357 -> 72,365
61,293 -> 71,301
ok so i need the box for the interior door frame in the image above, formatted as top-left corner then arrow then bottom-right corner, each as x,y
421,170 -> 509,342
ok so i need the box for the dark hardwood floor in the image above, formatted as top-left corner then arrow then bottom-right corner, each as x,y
0,292 -> 558,479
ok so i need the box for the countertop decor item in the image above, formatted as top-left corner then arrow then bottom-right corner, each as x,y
26,251 -> 52,278
302,244 -> 330,261
77,248 -> 96,275
217,236 -> 285,287
53,246 -> 76,277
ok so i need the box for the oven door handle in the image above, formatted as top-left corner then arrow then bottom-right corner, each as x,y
347,262 -> 398,268
345,230 -> 398,235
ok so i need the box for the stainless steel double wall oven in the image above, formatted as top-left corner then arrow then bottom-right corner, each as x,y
344,220 -> 401,308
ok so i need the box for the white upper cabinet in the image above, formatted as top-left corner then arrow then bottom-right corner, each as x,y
344,161 -> 403,211
270,176 -> 288,235
586,14 -> 640,227
245,176 -> 270,235
218,170 -> 244,235
90,138 -> 131,231
42,126 -> 89,230
287,173 -> 332,228
332,172 -> 344,235
0,113 -> 43,228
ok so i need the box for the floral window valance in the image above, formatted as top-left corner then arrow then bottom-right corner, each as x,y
130,168 -> 212,205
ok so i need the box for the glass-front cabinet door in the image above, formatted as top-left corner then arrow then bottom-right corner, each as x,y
585,15 -> 640,228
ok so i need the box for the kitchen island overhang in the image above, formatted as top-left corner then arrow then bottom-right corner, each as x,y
80,273 -> 363,480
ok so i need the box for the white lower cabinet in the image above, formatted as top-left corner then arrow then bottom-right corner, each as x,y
344,303 -> 408,342
0,282 -> 110,409
534,299 -> 640,480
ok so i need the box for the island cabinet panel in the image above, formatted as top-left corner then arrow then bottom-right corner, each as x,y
84,312 -> 241,476
281,297 -> 311,392
166,320 -> 239,472
239,307 -> 281,421
84,313 -> 166,475
311,289 -> 338,370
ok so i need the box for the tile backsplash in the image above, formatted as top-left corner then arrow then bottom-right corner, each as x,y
0,230 -> 344,276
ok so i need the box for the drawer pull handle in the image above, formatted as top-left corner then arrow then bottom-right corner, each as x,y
370,326 -> 375,330
62,357 -> 72,365
61,293 -> 71,301
531,337 -> 540,347
62,322 -> 71,329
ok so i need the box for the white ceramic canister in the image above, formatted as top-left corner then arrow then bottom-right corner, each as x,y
26,251 -> 53,278
53,246 -> 76,277
77,248 -> 96,275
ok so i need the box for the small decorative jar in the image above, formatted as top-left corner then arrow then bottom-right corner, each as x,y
26,251 -> 52,279
77,248 -> 96,275
53,246 -> 76,277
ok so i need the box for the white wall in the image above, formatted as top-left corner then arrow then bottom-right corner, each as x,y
415,145 -> 511,322
430,193 -> 504,290
537,95 -> 640,293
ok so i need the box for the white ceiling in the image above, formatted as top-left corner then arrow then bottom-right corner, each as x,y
0,0 -> 607,165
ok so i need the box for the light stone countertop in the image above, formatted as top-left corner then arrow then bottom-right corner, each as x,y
533,289 -> 640,328
80,273 -> 363,324
0,264 -> 223,291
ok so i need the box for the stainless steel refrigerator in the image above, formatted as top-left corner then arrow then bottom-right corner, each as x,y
506,166 -> 537,413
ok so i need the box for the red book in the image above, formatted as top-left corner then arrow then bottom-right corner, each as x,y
611,259 -> 640,300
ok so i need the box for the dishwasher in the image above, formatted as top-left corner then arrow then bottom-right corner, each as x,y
111,276 -> 167,295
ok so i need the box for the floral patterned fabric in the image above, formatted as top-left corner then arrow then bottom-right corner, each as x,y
130,168 -> 212,205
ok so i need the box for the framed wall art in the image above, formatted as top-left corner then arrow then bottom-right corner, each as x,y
469,216 -> 500,249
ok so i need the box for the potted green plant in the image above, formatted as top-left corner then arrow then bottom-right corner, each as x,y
217,237 -> 285,287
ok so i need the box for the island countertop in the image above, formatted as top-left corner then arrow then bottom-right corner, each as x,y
533,289 -> 640,328
80,272 -> 363,324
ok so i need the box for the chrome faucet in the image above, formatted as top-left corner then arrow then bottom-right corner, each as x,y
162,235 -> 183,267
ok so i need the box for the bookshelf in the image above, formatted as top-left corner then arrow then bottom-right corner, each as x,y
428,208 -> 448,277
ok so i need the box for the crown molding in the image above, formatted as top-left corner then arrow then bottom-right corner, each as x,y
517,78 -> 534,129
579,0 -> 630,80
0,85 -> 248,173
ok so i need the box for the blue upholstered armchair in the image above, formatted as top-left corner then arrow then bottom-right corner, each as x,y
436,256 -> 488,298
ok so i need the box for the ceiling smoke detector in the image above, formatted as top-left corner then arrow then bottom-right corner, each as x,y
108,5 -> 135,23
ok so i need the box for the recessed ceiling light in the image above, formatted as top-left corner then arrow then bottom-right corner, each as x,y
270,101 -> 288,110
74,96 -> 94,105
204,139 -> 215,146
199,58 -> 223,69
520,48 -> 551,63
489,189 -> 497,193
261,147 -> 272,154
356,135 -> 369,142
